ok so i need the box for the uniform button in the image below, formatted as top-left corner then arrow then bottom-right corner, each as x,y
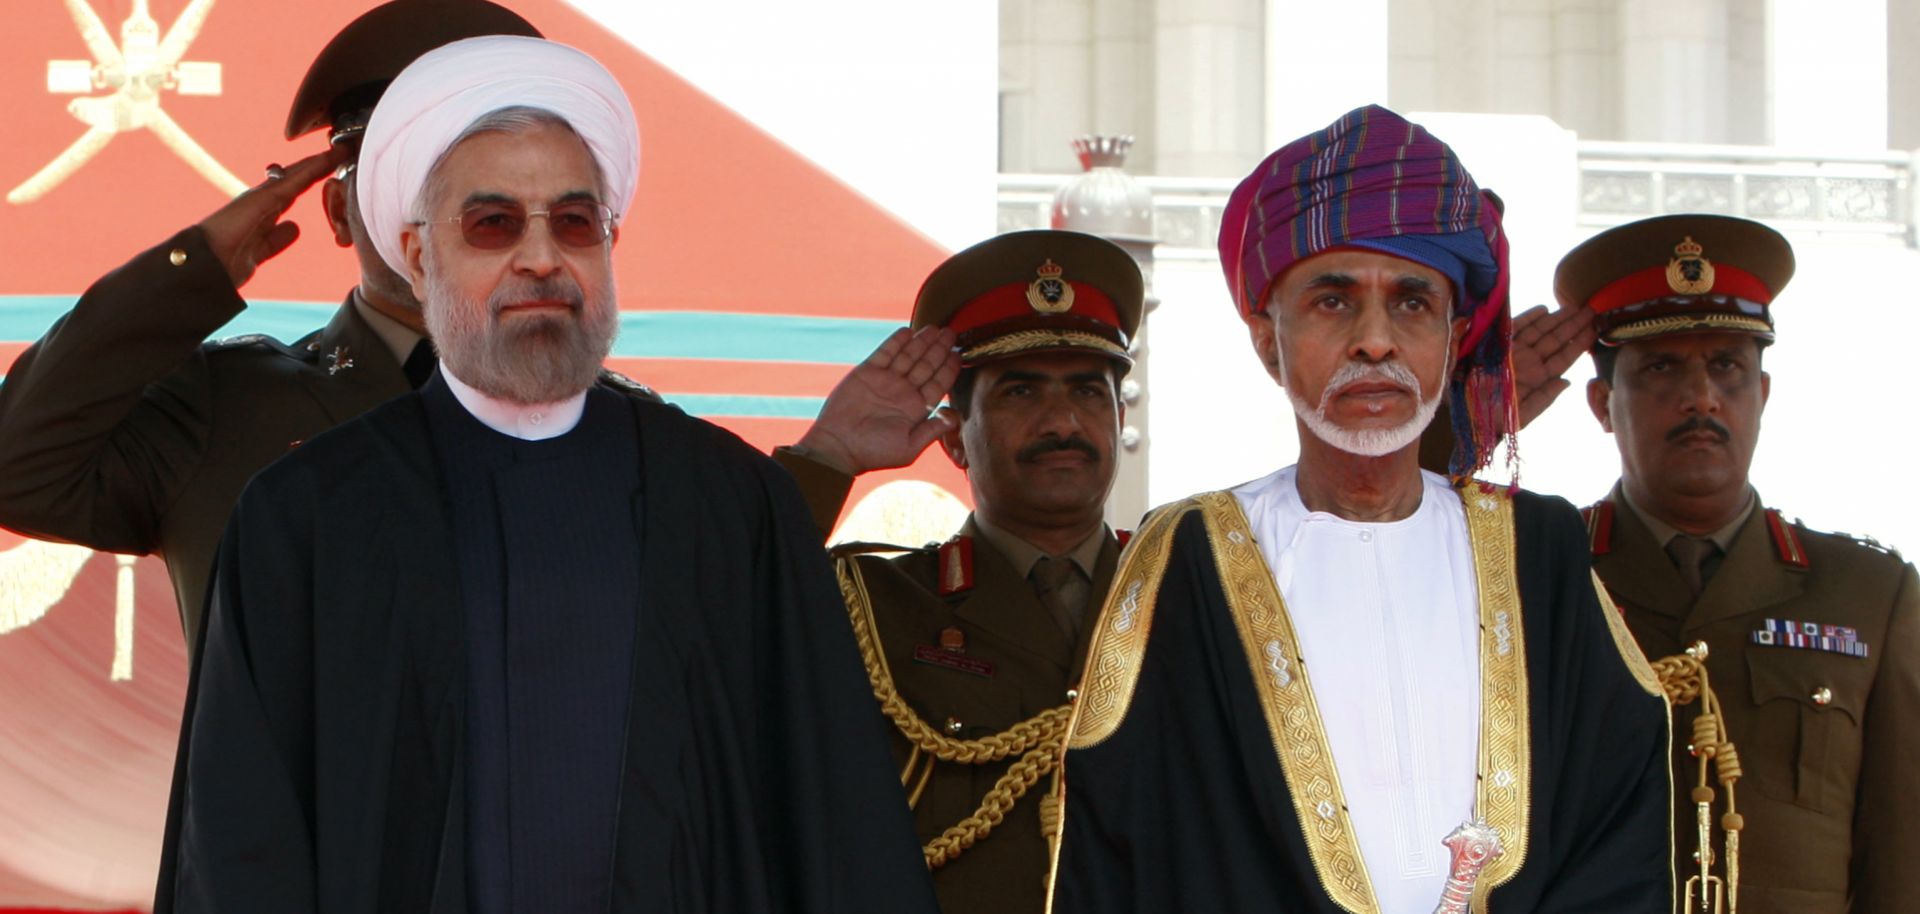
944,716 -> 964,735
1811,686 -> 1833,706
307,341 -> 321,352
168,248 -> 188,266
1065,688 -> 1079,703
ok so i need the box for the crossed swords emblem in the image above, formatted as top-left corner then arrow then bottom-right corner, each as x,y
8,0 -> 245,205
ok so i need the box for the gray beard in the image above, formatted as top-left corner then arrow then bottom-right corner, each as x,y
1285,357 -> 1445,458
422,265 -> 618,406
1290,384 -> 1445,457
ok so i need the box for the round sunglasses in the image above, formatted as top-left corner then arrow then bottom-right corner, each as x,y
419,200 -> 616,249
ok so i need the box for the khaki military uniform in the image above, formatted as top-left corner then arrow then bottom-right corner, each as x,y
0,226 -> 654,649
778,440 -> 1122,913
1589,485 -> 1920,914
839,520 -> 1119,914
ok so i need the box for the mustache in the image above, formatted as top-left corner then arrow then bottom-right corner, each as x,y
489,277 -> 586,315
1317,360 -> 1421,408
1017,436 -> 1101,463
1666,416 -> 1731,443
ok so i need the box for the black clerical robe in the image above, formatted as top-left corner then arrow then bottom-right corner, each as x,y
155,390 -> 938,914
1049,487 -> 1673,913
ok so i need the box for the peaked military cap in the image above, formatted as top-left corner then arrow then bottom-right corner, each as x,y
1556,213 -> 1795,346
284,0 -> 543,144
912,230 -> 1143,368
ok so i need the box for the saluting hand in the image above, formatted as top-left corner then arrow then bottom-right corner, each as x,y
1511,303 -> 1597,428
797,326 -> 962,475
197,147 -> 346,289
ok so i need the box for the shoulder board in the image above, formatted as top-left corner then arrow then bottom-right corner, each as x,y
1581,501 -> 1615,556
937,536 -> 974,596
1781,514 -> 1906,562
1115,529 -> 1133,549
1765,509 -> 1812,569
597,369 -> 663,402
1841,532 -> 1903,560
828,540 -> 924,559
205,333 -> 297,357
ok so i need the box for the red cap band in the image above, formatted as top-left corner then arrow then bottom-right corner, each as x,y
1588,263 -> 1774,315
947,281 -> 1121,336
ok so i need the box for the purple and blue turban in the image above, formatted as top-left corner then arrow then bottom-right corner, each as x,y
1218,104 -> 1514,480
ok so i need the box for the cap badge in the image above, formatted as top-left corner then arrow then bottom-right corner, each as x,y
1666,236 -> 1716,295
1026,259 -> 1076,314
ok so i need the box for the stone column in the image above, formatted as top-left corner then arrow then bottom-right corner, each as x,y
1002,0 -> 1094,174
1091,0 -> 1157,170
1890,0 -> 1920,150
1618,0 -> 1731,144
1051,136 -> 1158,530
1155,0 -> 1265,176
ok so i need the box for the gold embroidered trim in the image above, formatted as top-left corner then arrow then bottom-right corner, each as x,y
1054,488 -> 1537,914
1063,499 -> 1197,750
1459,486 -> 1531,912
1199,492 -> 1379,914
1590,570 -> 1663,698
1607,313 -> 1771,342
962,329 -> 1129,363
1048,499 -> 1198,914
1593,573 -> 1679,912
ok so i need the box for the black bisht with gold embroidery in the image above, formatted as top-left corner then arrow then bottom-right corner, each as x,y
1049,490 -> 1673,912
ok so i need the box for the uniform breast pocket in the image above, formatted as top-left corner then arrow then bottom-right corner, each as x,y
1741,649 -> 1868,813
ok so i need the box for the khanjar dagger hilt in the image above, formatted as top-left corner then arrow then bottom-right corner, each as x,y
1432,819 -> 1503,914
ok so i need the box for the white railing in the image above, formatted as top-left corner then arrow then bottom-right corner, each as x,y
1000,143 -> 1920,249
1576,141 -> 1913,241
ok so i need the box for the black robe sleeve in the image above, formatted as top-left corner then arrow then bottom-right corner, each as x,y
155,458 -> 321,913
1511,491 -> 1673,913
619,410 -> 937,913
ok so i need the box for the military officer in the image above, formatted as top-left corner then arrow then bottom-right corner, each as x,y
0,0 -> 654,650
774,230 -> 1141,913
1569,213 -> 1919,914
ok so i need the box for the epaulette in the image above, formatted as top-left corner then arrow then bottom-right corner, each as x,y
828,540 -> 922,559
205,333 -> 297,357
1784,515 -> 1906,562
597,369 -> 664,403
1764,509 -> 1811,569
937,536 -> 974,596
1840,532 -> 1904,560
1580,501 -> 1615,556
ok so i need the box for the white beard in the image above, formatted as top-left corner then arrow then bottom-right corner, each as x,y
1285,356 -> 1445,458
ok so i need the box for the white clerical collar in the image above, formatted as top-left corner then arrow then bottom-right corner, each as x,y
439,364 -> 586,441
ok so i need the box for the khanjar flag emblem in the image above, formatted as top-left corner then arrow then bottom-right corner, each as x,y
1665,236 -> 1716,295
1026,259 -> 1075,313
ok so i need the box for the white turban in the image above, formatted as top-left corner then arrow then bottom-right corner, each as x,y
356,35 -> 641,277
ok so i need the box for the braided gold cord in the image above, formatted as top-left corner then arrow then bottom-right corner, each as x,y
1651,652 -> 1707,705
837,558 -> 1073,868
1653,645 -> 1744,914
923,745 -> 1059,868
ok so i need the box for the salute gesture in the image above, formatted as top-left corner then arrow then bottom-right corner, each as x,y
197,147 -> 346,288
797,325 -> 962,474
1510,302 -> 1598,427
